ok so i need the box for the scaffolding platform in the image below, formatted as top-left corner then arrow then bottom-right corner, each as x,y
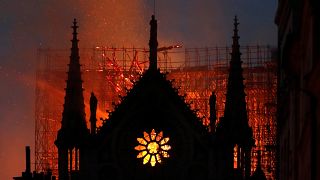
35,45 -> 277,179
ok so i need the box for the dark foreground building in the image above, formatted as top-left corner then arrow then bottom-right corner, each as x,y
276,0 -> 320,180
13,147 -> 56,180
53,15 -> 265,180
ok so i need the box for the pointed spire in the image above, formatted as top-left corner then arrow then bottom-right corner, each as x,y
72,19 -> 79,43
71,19 -> 79,60
55,19 -> 88,180
63,18 -> 86,131
149,15 -> 158,71
56,18 -> 88,147
231,16 -> 241,62
218,16 -> 253,146
232,16 -> 240,47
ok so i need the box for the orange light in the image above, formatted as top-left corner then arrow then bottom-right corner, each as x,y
233,145 -> 238,169
147,142 -> 159,154
135,129 -> 171,167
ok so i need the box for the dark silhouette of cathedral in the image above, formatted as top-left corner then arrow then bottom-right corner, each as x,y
52,15 -> 265,180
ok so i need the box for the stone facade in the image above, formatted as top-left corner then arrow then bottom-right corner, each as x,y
275,1 -> 320,179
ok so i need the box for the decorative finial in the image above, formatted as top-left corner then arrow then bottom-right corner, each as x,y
233,15 -> 239,38
234,16 -> 239,27
72,18 -> 79,38
232,16 -> 241,56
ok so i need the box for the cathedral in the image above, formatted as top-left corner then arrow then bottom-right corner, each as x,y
54,15 -> 266,180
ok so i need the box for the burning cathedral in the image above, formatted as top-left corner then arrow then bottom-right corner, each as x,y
53,15 -> 266,180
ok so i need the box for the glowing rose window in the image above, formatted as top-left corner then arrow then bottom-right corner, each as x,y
135,129 -> 171,167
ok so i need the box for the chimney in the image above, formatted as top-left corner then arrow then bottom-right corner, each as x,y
25,146 -> 31,174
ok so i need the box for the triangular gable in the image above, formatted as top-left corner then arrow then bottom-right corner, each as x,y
98,69 -> 208,139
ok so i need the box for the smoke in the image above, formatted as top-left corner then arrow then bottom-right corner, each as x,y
0,0 -> 277,179
155,0 -> 277,47
0,67 -> 35,179
0,1 -> 150,178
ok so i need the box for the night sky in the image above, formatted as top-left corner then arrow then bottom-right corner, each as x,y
0,0 -> 277,179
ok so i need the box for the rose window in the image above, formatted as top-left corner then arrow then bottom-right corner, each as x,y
134,129 -> 171,167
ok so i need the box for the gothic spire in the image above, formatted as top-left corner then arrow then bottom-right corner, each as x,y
56,19 -> 88,148
213,16 -> 254,180
219,16 -> 253,146
149,15 -> 158,71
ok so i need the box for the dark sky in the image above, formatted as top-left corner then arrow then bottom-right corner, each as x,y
0,0 -> 277,179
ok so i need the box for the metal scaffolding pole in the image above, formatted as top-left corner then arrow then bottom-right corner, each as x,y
35,45 -> 277,179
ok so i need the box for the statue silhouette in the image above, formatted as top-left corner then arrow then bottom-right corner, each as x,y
90,92 -> 98,116
90,92 -> 98,135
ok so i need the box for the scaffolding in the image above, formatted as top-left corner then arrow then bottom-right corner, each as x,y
35,45 -> 277,179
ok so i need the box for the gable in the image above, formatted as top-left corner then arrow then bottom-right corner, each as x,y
99,69 -> 208,137
95,69 -> 210,179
